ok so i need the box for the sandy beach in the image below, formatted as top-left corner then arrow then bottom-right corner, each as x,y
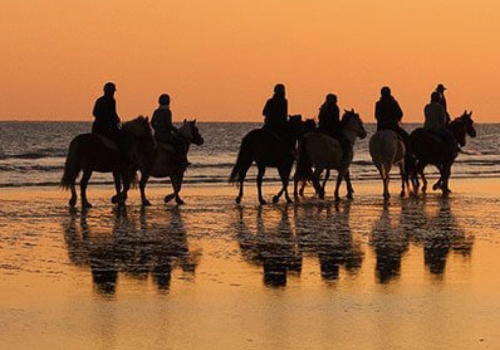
1,178 -> 499,349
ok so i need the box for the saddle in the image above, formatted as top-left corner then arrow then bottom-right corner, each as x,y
96,135 -> 120,152
157,142 -> 176,155
424,130 -> 444,145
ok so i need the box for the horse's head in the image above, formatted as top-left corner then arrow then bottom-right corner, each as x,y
179,119 -> 204,146
122,116 -> 155,149
450,110 -> 476,147
342,109 -> 367,139
304,118 -> 317,133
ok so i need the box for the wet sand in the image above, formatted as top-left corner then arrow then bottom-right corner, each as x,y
1,179 -> 500,349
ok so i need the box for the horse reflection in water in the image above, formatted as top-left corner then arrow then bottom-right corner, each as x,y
63,207 -> 199,295
235,205 -> 302,287
370,202 -> 411,284
295,201 -> 363,281
409,197 -> 473,277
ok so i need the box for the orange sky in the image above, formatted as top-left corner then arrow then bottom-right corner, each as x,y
1,0 -> 499,122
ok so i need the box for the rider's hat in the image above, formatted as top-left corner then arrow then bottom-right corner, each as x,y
436,83 -> 446,92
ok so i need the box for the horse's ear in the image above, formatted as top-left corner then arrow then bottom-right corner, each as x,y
193,119 -> 197,124
145,116 -> 149,122
183,118 -> 187,123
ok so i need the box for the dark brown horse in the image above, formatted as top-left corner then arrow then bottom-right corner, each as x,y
229,115 -> 311,205
61,116 -> 155,208
410,111 -> 476,194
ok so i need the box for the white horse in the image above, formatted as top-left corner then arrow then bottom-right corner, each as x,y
369,130 -> 413,200
293,110 -> 367,201
138,120 -> 204,206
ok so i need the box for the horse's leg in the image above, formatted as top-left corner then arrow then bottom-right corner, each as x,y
442,164 -> 452,194
418,163 -> 428,194
433,164 -> 444,191
69,181 -> 77,207
299,180 -> 306,197
257,165 -> 267,205
140,172 -> 151,206
80,170 -> 93,209
276,163 -> 293,204
399,162 -> 407,198
293,171 -> 300,201
380,166 -> 390,200
236,164 -> 250,204
334,170 -> 343,202
322,169 -> 331,194
173,172 -> 185,205
345,170 -> 354,199
312,167 -> 325,199
111,171 -> 124,205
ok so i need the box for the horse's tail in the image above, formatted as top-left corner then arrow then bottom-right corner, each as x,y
295,137 -> 314,181
60,138 -> 81,190
229,135 -> 253,184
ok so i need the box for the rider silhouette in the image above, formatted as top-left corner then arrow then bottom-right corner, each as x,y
424,92 -> 455,147
375,86 -> 410,152
92,82 -> 121,141
435,83 -> 451,124
151,94 -> 188,168
263,83 -> 288,136
317,93 -> 350,164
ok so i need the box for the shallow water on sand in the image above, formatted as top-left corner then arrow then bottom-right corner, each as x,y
1,182 -> 500,349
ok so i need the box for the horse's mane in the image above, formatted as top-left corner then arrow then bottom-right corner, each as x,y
340,110 -> 358,127
122,116 -> 150,134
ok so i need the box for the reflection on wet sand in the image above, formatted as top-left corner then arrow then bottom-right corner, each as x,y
236,205 -> 302,287
411,197 -> 474,277
235,202 -> 364,287
370,202 -> 410,284
371,196 -> 474,283
295,202 -> 363,281
63,207 -> 199,295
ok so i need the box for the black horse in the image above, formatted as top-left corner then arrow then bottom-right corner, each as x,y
410,111 -> 476,194
229,116 -> 313,204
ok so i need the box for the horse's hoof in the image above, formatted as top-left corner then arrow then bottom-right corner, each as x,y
111,195 -> 119,204
294,196 -> 300,203
235,197 -> 242,204
346,193 -> 353,200
285,197 -> 293,204
82,202 -> 93,209
142,199 -> 152,207
400,191 -> 405,198
259,199 -> 267,205
69,198 -> 77,207
272,196 -> 280,204
164,194 -> 176,204
335,196 -> 341,202
432,184 -> 441,191
175,197 -> 185,205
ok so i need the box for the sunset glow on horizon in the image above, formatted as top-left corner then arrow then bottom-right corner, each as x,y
1,0 -> 499,122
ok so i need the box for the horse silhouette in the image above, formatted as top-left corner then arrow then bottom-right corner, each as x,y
369,129 -> 414,200
410,111 -> 476,194
60,116 -> 154,208
229,115 -> 310,205
294,110 -> 367,201
138,120 -> 204,206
